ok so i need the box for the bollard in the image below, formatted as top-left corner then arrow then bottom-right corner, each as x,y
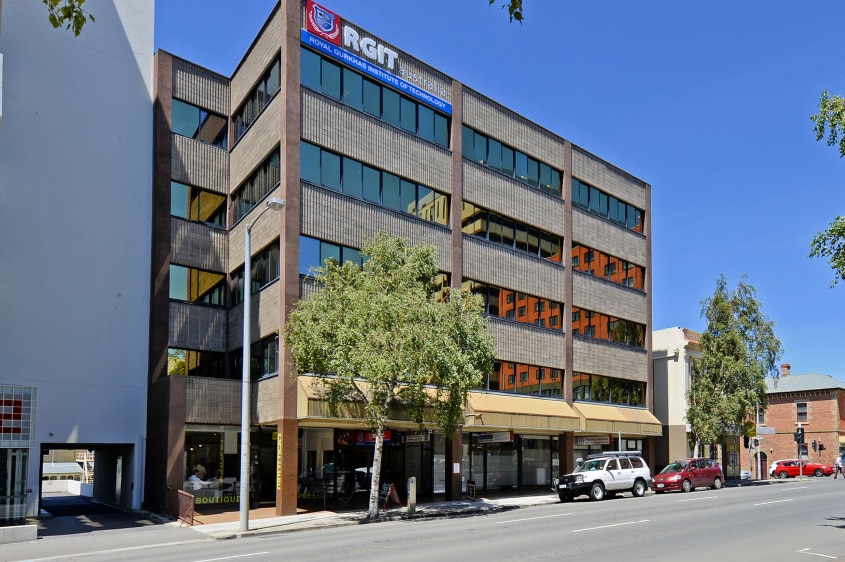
407,476 -> 416,515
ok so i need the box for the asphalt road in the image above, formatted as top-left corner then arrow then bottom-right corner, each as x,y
7,479 -> 845,562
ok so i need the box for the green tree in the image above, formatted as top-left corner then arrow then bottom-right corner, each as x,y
809,91 -> 845,284
686,275 -> 782,457
284,232 -> 496,519
42,0 -> 94,36
489,0 -> 524,23
809,216 -> 845,287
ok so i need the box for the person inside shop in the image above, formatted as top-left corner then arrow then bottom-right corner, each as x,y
188,469 -> 204,491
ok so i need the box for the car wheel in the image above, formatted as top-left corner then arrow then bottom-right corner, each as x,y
558,493 -> 571,502
681,479 -> 692,493
814,469 -> 824,477
712,477 -> 722,490
632,479 -> 646,497
778,470 -> 789,479
590,482 -> 605,501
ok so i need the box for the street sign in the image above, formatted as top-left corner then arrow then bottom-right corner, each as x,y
756,426 -> 775,435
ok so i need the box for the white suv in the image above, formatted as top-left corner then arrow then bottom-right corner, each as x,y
552,451 -> 652,502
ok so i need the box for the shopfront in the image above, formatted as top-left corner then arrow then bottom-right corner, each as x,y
463,432 -> 558,492
0,385 -> 35,523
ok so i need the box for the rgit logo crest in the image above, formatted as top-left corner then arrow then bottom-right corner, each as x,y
306,0 -> 341,45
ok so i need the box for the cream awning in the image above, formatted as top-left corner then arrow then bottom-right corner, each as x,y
573,403 -> 663,436
465,392 -> 581,433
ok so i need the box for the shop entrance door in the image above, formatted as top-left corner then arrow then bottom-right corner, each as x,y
0,448 -> 28,521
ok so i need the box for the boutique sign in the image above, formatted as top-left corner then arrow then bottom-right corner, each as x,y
303,0 -> 452,115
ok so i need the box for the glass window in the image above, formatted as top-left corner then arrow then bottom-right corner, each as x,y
169,265 -> 226,306
418,104 -> 435,142
362,78 -> 381,117
434,113 -> 448,147
321,151 -> 341,191
462,125 -> 474,159
171,99 -> 227,148
473,130 -> 487,164
400,179 -> 416,215
382,173 -> 401,211
321,58 -> 341,100
343,158 -> 363,199
382,89 -> 401,127
797,402 -> 808,422
168,348 -> 226,378
501,145 -> 514,176
300,141 -> 321,185
488,138 -> 503,172
400,97 -> 417,133
299,236 -> 321,276
342,68 -> 363,111
171,182 -> 225,227
321,240 -> 341,265
300,48 -> 321,91
362,165 -> 381,204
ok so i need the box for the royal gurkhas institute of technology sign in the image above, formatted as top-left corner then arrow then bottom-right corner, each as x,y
302,0 -> 452,115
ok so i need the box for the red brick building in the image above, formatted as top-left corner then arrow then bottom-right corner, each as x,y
742,364 -> 845,479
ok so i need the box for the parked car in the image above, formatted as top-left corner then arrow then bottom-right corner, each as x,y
740,469 -> 752,480
652,458 -> 724,493
552,451 -> 652,501
770,459 -> 833,478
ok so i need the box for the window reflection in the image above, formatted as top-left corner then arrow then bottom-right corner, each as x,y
571,178 -> 644,233
171,99 -> 227,148
482,361 -> 563,398
171,181 -> 226,227
300,141 -> 449,226
571,243 -> 644,290
461,125 -> 561,196
573,372 -> 645,406
463,279 -> 561,330
170,265 -> 226,307
571,306 -> 645,348
462,202 -> 562,263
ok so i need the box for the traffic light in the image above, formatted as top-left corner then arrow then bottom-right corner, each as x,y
795,427 -> 805,443
819,443 -> 826,452
813,440 -> 818,452
743,435 -> 749,448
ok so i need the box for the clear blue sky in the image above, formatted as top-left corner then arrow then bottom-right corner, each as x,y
155,1 -> 845,377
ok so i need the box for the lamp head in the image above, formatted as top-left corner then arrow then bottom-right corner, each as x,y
266,197 -> 286,211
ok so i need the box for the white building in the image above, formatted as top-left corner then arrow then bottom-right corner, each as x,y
0,0 -> 153,520
652,327 -> 701,470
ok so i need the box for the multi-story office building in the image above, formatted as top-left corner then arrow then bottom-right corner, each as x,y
147,0 -> 658,516
0,0 -> 153,521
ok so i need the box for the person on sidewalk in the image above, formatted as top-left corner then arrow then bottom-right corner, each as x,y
835,454 -> 844,479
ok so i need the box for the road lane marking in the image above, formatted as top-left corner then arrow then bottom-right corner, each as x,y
572,520 -> 649,533
754,499 -> 794,506
497,513 -> 572,524
676,495 -> 716,502
193,554 -> 270,562
781,486 -> 809,491
15,540 -> 211,562
798,548 -> 836,559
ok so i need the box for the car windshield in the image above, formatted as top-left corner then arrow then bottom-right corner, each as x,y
660,462 -> 686,473
575,459 -> 606,472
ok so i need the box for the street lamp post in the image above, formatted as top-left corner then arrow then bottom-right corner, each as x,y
240,197 -> 285,533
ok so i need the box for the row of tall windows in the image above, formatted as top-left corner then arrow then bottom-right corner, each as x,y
483,361 -> 564,398
169,265 -> 226,307
462,202 -> 562,262
232,151 -> 281,224
167,348 -> 226,378
230,241 -> 280,306
235,58 -> 281,141
461,125 -> 562,196
463,279 -> 562,330
571,243 -> 645,291
301,141 -> 449,225
301,48 -> 449,147
573,372 -> 645,406
571,178 -> 644,233
571,306 -> 645,348
300,235 -> 365,277
171,181 -> 226,227
171,98 -> 227,148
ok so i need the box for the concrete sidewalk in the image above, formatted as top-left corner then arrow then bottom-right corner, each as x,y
186,492 -> 561,539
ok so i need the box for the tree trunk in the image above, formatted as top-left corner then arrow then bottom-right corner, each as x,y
367,424 -> 385,519
692,438 -> 700,458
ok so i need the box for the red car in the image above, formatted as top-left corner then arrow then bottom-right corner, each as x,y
771,460 -> 833,478
652,458 -> 724,493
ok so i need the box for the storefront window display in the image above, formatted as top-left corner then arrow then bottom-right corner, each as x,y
183,429 -> 243,507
